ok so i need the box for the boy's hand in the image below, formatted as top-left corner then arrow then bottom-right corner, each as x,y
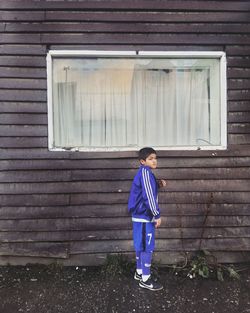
158,179 -> 167,188
155,218 -> 161,228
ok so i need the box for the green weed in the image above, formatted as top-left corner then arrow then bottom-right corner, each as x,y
101,254 -> 134,278
174,250 -> 240,281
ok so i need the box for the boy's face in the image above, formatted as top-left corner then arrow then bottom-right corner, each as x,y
140,153 -> 157,169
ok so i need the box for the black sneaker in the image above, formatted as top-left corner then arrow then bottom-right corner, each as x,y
139,277 -> 163,291
134,271 -> 142,281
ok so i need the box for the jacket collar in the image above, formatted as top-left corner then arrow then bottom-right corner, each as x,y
140,164 -> 152,171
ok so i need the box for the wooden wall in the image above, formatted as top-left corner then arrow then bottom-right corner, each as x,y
0,0 -> 250,265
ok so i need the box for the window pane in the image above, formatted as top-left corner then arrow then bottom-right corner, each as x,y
51,56 -> 222,150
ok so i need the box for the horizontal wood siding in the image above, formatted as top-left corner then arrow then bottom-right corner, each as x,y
0,0 -> 250,265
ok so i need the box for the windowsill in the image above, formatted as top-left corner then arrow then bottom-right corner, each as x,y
48,145 -> 227,152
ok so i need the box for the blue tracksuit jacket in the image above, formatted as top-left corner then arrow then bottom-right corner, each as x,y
128,165 -> 160,222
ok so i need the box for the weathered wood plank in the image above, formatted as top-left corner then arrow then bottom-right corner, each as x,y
0,253 -> 113,266
2,157 -> 250,171
228,57 -> 250,68
0,205 -> 128,219
0,11 -> 45,22
69,237 -> 250,254
0,102 -> 47,113
228,79 -> 250,90
0,137 -> 47,148
0,170 -> 72,183
0,217 -> 133,231
1,179 -> 250,194
0,78 -> 46,90
0,151 -> 73,160
0,242 -> 69,258
228,134 -> 250,145
0,44 -> 46,55
69,239 -> 198,254
0,227 -> 250,243
1,167 -> 250,182
2,32 -> 249,45
0,56 -> 45,67
0,90 -> 46,101
0,125 -> 47,136
71,167 -> 250,181
228,90 -> 250,101
206,251 -> 250,264
228,68 -> 250,78
228,123 -> 250,134
0,194 -> 70,206
1,0 -> 250,11
0,251 -> 250,266
159,192 -> 250,205
1,226 -> 250,243
154,251 -> 250,265
0,230 -> 135,243
0,255 -> 74,266
1,203 -> 250,220
2,148 -> 47,156
70,192 -> 250,205
0,113 -> 47,124
230,134 -> 250,146
200,238 -> 250,251
0,9 -> 249,22
44,11 -> 250,23
202,227 -> 250,239
0,181 -> 127,194
0,174 -> 248,192
228,112 -> 250,123
228,101 -> 250,112
1,216 -> 250,232
4,22 -> 250,34
226,46 -> 250,56
0,67 -> 46,78
40,33 -> 250,45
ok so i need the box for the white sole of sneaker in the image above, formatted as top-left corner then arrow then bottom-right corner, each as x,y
139,282 -> 163,291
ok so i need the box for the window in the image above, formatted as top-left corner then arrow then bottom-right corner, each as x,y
47,51 -> 227,151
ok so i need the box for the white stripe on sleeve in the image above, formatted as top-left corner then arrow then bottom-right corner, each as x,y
145,170 -> 159,215
142,168 -> 157,215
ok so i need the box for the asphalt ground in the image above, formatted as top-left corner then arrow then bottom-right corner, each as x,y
0,264 -> 250,313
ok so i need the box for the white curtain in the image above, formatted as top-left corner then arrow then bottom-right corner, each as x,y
52,61 -> 210,149
53,82 -> 77,147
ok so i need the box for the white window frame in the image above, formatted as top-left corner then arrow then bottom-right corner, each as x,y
47,50 -> 227,151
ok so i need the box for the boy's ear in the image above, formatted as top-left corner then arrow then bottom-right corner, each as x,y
140,159 -> 146,165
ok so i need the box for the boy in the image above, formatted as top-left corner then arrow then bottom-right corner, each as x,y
128,147 -> 166,291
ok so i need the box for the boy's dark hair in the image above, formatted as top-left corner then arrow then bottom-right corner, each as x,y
138,147 -> 157,161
